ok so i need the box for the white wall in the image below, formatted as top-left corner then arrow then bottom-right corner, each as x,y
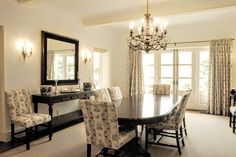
0,26 -> 5,141
0,0 -> 114,141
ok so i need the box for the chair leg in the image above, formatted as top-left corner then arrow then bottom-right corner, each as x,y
145,126 -> 149,150
175,130 -> 181,155
114,150 -> 118,157
87,144 -> 91,157
153,128 -> 157,141
140,125 -> 144,136
180,126 -> 185,147
183,117 -> 187,136
11,124 -> 15,145
48,121 -> 53,141
229,113 -> 232,127
233,116 -> 235,134
26,128 -> 30,150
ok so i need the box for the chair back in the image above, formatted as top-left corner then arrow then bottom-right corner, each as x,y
153,84 -> 170,95
5,89 -> 32,120
93,88 -> 112,102
108,86 -> 123,101
230,89 -> 236,107
80,100 -> 119,149
175,91 -> 191,128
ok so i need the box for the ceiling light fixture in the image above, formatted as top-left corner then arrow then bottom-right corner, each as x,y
128,0 -> 169,53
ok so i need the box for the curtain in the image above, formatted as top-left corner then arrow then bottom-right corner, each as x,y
208,39 -> 233,115
128,50 -> 144,96
47,51 -> 55,80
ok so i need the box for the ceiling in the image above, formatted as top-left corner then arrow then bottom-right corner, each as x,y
16,0 -> 236,29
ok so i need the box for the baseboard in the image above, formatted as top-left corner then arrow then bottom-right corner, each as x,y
0,131 -> 10,142
186,109 -> 207,114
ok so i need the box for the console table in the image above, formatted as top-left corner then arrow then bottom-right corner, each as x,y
32,91 -> 93,125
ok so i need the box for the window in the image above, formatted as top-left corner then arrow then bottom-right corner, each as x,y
143,53 -> 154,93
93,48 -> 109,89
93,52 -> 102,89
54,53 -> 75,80
142,47 -> 209,110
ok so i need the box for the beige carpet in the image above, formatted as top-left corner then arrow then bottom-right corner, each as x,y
1,112 -> 236,157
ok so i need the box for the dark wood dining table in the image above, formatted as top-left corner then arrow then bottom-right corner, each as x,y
114,94 -> 181,157
115,94 -> 181,125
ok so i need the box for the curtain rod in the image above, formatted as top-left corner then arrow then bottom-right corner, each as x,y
168,38 -> 235,45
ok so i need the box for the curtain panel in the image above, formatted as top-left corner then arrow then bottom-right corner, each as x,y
208,39 -> 233,115
128,50 -> 144,96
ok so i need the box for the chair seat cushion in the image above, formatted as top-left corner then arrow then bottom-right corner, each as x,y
114,129 -> 136,150
12,113 -> 51,128
230,106 -> 236,115
148,118 -> 178,130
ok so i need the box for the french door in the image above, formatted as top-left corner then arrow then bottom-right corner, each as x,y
156,47 -> 209,110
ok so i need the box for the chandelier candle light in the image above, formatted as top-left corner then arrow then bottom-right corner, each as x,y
128,0 -> 169,53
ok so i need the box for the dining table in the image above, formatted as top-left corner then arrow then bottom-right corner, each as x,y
114,94 -> 181,157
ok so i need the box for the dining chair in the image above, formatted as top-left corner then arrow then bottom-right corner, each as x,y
5,89 -> 52,150
108,86 -> 123,101
153,84 -> 171,95
93,88 -> 112,102
145,91 -> 191,155
229,89 -> 236,133
80,100 -> 136,157
182,89 -> 192,136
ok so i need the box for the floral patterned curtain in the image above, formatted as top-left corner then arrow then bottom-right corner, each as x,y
208,39 -> 233,115
47,51 -> 55,80
128,50 -> 144,96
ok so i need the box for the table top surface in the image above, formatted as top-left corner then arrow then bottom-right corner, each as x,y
115,94 -> 181,123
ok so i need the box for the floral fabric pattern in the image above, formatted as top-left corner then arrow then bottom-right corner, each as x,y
93,89 -> 112,102
128,50 -> 144,96
80,100 -> 136,150
5,89 -> 51,128
148,91 -> 191,130
108,87 -> 123,101
153,84 -> 170,95
208,39 -> 232,116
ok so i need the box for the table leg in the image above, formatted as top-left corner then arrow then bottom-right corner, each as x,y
34,103 -> 38,113
48,103 -> 53,118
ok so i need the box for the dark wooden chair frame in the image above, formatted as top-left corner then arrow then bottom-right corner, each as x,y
11,121 -> 53,150
183,117 -> 188,136
145,125 -> 185,155
229,89 -> 236,133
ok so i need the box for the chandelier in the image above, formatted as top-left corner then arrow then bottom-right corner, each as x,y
128,0 -> 169,53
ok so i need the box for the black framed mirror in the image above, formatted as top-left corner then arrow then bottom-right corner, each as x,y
41,31 -> 79,85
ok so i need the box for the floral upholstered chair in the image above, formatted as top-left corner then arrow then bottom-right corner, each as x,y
153,84 -> 171,95
5,89 -> 52,150
93,88 -> 112,102
108,86 -> 123,101
80,100 -> 136,157
145,91 -> 191,155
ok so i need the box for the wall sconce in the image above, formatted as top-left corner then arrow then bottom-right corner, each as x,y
81,49 -> 92,64
17,40 -> 33,61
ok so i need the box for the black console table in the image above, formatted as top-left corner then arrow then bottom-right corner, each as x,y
32,91 -> 93,126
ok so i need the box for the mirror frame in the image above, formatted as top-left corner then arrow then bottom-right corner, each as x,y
41,31 -> 79,85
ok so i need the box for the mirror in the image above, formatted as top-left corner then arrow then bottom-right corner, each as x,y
41,31 -> 79,85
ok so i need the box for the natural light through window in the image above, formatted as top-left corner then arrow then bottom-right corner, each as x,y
143,53 -> 154,93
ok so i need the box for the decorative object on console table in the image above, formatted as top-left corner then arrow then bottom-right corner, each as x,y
40,85 -> 52,95
83,82 -> 92,91
54,80 -> 59,94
